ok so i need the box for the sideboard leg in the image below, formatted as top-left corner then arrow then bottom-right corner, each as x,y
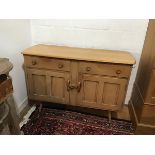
39,103 -> 42,112
108,111 -> 111,123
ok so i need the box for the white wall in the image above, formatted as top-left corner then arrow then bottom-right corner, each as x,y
0,19 -> 31,112
31,19 -> 149,104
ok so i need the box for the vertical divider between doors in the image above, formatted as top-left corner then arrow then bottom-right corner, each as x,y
46,72 -> 51,96
70,60 -> 79,106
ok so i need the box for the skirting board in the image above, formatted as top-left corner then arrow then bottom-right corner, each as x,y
18,97 -> 28,113
128,100 -> 155,135
18,98 -> 31,122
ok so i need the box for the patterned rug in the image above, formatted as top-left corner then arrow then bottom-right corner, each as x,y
21,108 -> 134,135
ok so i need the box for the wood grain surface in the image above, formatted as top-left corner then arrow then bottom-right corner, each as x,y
22,44 -> 135,65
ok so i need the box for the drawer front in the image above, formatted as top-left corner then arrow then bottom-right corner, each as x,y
79,61 -> 131,78
24,56 -> 71,71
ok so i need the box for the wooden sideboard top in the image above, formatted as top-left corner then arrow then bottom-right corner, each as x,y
22,44 -> 136,65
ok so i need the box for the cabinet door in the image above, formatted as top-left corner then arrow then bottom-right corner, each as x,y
47,70 -> 70,104
26,68 -> 70,104
77,74 -> 127,111
100,76 -> 127,110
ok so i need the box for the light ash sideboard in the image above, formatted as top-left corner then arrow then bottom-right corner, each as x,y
22,44 -> 135,120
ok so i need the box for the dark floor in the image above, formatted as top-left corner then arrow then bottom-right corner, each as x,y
21,107 -> 134,135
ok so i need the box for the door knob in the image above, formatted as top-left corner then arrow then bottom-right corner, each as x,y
116,70 -> 121,75
58,63 -> 64,68
86,67 -> 91,72
66,80 -> 81,92
32,60 -> 37,65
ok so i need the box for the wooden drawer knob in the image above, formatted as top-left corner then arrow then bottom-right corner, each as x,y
116,70 -> 121,74
32,60 -> 37,65
58,63 -> 64,69
86,67 -> 91,72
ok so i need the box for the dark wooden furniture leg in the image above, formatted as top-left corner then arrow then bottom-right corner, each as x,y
108,111 -> 111,123
39,103 -> 43,112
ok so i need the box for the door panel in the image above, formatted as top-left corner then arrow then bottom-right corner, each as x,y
32,74 -> 47,95
101,77 -> 127,110
51,77 -> 65,98
83,80 -> 98,102
102,82 -> 120,106
77,74 -> 102,108
27,69 -> 47,97
47,71 -> 70,104
26,68 -> 70,104
77,73 -> 127,111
